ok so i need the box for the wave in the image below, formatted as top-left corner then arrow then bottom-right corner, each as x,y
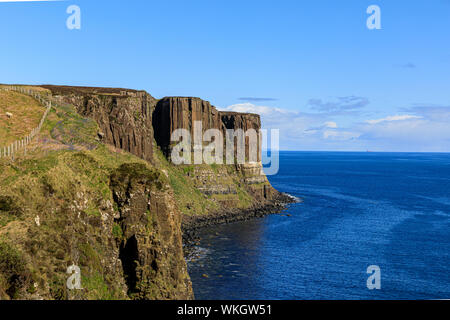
283,192 -> 302,203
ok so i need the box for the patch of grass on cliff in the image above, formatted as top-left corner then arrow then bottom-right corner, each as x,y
0,89 -> 47,146
211,185 -> 253,209
48,101 -> 99,150
110,162 -> 167,192
82,272 -> 121,300
153,149 -> 258,215
112,222 -> 124,241
0,148 -> 136,299
0,241 -> 31,299
194,162 -> 254,210
0,195 -> 23,227
154,149 -> 217,216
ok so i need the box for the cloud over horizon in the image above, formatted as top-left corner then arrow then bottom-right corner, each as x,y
366,114 -> 422,124
221,102 -> 450,152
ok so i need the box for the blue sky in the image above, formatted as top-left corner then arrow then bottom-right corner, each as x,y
0,0 -> 449,151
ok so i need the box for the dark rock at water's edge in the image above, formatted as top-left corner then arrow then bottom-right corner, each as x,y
182,193 -> 298,247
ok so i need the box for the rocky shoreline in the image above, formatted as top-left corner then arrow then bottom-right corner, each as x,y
182,193 -> 298,246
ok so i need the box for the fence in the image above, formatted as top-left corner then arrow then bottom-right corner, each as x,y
0,86 -> 53,159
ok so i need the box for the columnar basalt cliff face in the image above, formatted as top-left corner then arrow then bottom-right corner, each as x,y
152,96 -> 276,203
220,111 -> 261,132
153,97 -> 222,157
153,97 -> 262,162
41,85 -> 156,163
220,111 -> 262,163
42,87 -> 264,169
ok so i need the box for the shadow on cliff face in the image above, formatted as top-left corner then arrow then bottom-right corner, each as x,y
119,235 -> 139,295
109,163 -> 194,299
152,99 -> 171,157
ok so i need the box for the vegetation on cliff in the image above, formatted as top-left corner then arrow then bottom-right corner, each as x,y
0,89 -> 47,146
0,84 -> 282,300
0,88 -> 192,300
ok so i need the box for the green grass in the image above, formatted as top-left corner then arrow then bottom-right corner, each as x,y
153,148 -> 258,215
112,223 -> 124,241
0,89 -> 48,146
48,101 -> 99,149
0,91 -> 156,300
155,149 -> 217,216
0,241 -> 31,299
82,272 -> 121,300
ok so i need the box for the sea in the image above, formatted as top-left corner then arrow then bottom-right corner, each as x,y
187,152 -> 450,300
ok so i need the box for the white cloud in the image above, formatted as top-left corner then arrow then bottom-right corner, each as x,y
221,103 -> 291,116
221,103 -> 450,152
222,103 -> 358,149
356,113 -> 450,152
366,114 -> 422,124
323,130 -> 360,141
324,121 -> 338,128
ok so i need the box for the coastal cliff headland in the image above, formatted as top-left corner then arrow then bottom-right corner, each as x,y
0,84 -> 293,300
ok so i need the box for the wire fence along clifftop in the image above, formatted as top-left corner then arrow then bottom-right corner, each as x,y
0,86 -> 53,159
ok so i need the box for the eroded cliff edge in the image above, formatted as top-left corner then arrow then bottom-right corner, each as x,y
41,85 -> 287,216
0,84 -> 290,300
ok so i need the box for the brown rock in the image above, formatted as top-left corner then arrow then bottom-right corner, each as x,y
110,163 -> 194,300
42,85 -> 156,164
153,97 -> 262,162
153,97 -> 222,157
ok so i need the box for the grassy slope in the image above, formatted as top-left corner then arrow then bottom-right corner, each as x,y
154,150 -> 218,216
0,89 -> 49,146
154,150 -> 256,217
0,88 -> 155,299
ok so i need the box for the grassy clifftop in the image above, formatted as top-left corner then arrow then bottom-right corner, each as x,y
0,89 -> 49,146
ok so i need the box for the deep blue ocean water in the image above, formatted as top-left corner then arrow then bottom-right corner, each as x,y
187,152 -> 450,300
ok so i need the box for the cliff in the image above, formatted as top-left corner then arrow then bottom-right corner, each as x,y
41,85 -> 156,163
153,97 -> 221,157
153,98 -> 262,162
151,96 -> 279,217
0,87 -> 192,300
0,84 -> 287,300
42,86 -> 282,212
